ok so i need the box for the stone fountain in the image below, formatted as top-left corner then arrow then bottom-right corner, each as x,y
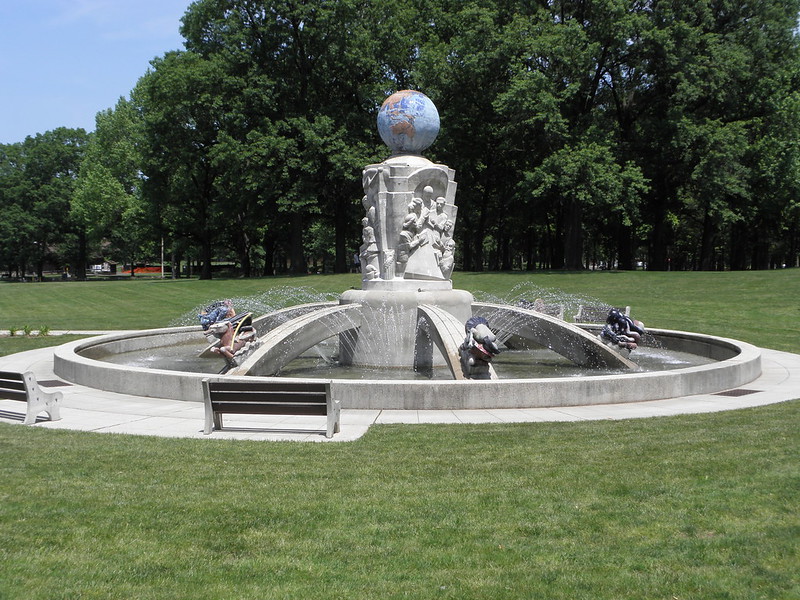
229,90 -> 637,379
53,90 -> 762,409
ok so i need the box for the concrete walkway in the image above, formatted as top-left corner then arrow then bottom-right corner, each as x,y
2,339 -> 799,442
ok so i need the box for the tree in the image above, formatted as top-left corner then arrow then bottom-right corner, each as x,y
73,98 -> 153,278
178,0 -> 404,274
133,51 -> 228,279
0,129 -> 88,279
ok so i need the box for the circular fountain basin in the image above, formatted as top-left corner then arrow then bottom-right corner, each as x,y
53,325 -> 761,410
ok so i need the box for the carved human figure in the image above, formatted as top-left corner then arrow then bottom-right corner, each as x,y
362,194 -> 376,226
360,217 -> 379,278
383,249 -> 396,280
431,216 -> 451,258
416,186 -> 437,244
440,219 -> 454,245
420,185 -> 434,209
430,197 -> 448,237
395,213 -> 425,277
439,238 -> 456,279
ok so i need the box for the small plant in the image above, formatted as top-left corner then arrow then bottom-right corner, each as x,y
22,324 -> 33,336
39,325 -> 50,336
8,327 -> 18,337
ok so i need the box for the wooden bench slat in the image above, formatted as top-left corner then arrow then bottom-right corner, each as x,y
209,392 -> 326,404
211,402 -> 328,416
0,389 -> 28,402
209,382 -> 327,393
0,379 -> 26,389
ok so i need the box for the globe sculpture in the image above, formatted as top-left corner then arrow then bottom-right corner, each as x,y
377,90 -> 440,154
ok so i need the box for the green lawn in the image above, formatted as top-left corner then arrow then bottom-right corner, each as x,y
1,271 -> 798,599
2,269 -> 798,350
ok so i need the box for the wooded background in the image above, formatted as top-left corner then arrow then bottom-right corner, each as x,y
2,0 -> 799,278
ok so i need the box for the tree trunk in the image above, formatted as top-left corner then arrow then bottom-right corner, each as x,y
171,251 -> 180,279
729,222 -> 748,270
617,223 -> 634,270
76,229 -> 87,281
200,237 -> 213,280
262,232 -> 275,276
289,214 -> 305,274
334,195 -> 349,273
563,198 -> 584,270
699,208 -> 716,271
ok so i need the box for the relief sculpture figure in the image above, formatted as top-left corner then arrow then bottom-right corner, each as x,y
360,217 -> 379,279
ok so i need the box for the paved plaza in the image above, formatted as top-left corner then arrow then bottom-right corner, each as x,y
2,337 -> 799,442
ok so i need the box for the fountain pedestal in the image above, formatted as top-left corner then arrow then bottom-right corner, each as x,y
338,288 -> 473,367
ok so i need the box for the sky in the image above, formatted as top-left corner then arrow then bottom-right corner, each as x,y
0,0 -> 191,145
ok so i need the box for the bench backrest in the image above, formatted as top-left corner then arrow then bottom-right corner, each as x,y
573,305 -> 630,323
205,380 -> 330,416
538,304 -> 564,320
516,300 -> 565,320
0,371 -> 27,402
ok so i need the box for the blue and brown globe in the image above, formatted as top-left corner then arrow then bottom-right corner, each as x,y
377,90 -> 440,155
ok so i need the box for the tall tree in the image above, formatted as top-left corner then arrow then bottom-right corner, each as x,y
133,51 -> 227,279
178,0 -> 404,274
0,129 -> 88,279
73,98 -> 152,278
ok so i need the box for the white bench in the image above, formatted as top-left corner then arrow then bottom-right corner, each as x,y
0,370 -> 62,425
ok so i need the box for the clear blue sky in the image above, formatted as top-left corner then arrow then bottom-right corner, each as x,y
1,0 -> 191,145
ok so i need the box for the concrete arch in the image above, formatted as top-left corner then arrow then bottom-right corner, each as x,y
229,304 -> 363,377
251,301 -> 338,332
199,301 -> 337,359
414,304 -> 469,380
472,302 -> 637,370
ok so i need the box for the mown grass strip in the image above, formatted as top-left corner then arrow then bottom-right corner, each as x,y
1,270 -> 798,351
1,403 -> 798,599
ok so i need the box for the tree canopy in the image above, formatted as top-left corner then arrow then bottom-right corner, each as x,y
2,0 -> 799,277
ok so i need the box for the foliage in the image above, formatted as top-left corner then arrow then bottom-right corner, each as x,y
72,98 -> 153,277
2,0 -> 800,273
0,128 -> 88,277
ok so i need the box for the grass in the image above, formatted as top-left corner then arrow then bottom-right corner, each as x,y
0,270 -> 798,598
0,274 -> 360,331
451,269 -> 800,353
1,405 -> 797,599
2,269 -> 797,350
0,335 -> 88,358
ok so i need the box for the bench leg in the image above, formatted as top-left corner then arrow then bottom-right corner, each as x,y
204,411 -> 224,435
326,399 -> 341,438
23,374 -> 62,425
203,409 -> 213,434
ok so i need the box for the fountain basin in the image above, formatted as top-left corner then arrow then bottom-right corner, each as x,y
53,326 -> 761,410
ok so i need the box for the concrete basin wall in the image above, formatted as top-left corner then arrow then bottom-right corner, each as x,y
53,327 -> 761,410
54,328 -> 209,402
334,331 -> 761,409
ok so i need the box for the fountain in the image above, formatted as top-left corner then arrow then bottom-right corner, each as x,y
53,91 -> 762,409
229,90 -> 635,379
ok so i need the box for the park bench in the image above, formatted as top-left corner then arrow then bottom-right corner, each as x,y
0,370 -> 62,425
516,299 -> 565,320
534,303 -> 564,320
573,305 -> 630,323
202,379 -> 340,438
